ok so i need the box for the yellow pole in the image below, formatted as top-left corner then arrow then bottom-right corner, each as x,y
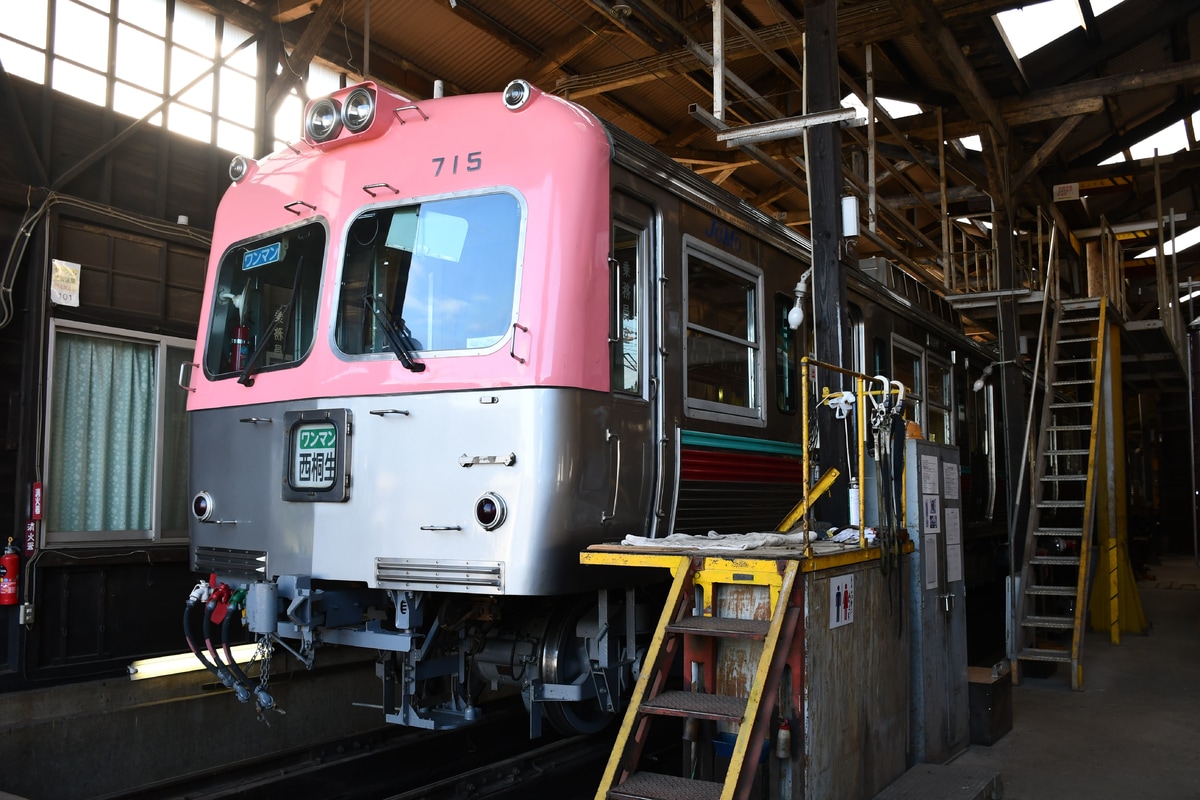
1089,320 -> 1147,636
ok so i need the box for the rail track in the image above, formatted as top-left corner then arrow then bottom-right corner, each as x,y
105,699 -> 619,800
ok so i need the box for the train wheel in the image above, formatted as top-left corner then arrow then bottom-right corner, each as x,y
539,596 -> 616,736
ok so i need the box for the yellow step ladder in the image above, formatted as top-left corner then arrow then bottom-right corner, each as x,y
588,554 -> 800,800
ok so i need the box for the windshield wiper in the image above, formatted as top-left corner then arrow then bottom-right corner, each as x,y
364,292 -> 426,373
239,257 -> 303,387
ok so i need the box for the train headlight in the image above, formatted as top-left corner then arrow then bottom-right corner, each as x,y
502,79 -> 533,111
192,491 -> 216,522
342,87 -> 375,132
475,493 -> 507,530
229,155 -> 253,183
305,98 -> 342,142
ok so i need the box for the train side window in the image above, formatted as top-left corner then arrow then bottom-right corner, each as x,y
892,337 -> 923,431
611,223 -> 641,394
926,356 -> 952,444
774,292 -> 797,413
871,337 -> 888,376
684,246 -> 761,422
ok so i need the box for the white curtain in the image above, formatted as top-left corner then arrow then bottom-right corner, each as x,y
48,332 -> 156,532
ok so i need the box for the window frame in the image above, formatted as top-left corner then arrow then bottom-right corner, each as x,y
610,218 -> 647,397
682,236 -> 765,426
43,319 -> 194,547
331,188 -> 527,362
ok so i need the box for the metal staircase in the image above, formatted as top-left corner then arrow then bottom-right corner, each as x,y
594,555 -> 800,800
1016,298 -> 1107,690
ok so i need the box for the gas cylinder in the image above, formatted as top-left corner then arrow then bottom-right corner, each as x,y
0,538 -> 19,605
231,325 -> 250,371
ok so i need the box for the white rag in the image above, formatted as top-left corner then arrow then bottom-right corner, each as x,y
621,530 -> 816,551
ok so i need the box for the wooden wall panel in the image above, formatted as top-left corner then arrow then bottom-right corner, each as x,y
803,560 -> 910,799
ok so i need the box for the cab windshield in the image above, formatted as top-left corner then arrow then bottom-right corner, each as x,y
336,193 -> 521,357
204,222 -> 325,379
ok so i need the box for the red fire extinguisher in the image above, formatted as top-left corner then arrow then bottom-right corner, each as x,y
231,325 -> 249,371
0,538 -> 19,606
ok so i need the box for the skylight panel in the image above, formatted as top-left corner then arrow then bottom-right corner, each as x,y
1135,225 -> 1200,260
1099,121 -> 1189,165
997,0 -> 1080,59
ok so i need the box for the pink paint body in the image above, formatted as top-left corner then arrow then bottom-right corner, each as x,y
188,84 -> 613,411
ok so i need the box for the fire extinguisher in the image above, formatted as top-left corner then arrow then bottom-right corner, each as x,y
0,538 -> 19,606
231,325 -> 249,371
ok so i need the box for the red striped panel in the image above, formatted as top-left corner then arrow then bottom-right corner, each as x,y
679,448 -> 804,484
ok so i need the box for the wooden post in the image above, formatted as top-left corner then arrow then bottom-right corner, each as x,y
805,0 -> 851,521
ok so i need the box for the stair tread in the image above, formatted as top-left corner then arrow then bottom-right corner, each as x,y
1022,614 -> 1076,629
1035,527 -> 1084,535
666,615 -> 770,639
1038,500 -> 1085,507
1019,647 -> 1073,663
1045,449 -> 1088,456
1030,555 -> 1081,566
1026,584 -> 1077,596
608,772 -> 724,800
1041,474 -> 1086,481
641,690 -> 746,721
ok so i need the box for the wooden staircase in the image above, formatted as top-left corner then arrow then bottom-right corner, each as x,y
1016,299 -> 1106,690
594,555 -> 800,800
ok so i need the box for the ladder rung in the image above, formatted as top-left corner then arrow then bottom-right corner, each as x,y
1026,584 -> 1077,596
641,690 -> 745,722
1041,474 -> 1086,481
1018,647 -> 1073,663
1035,528 -> 1083,536
1052,379 -> 1092,386
1045,449 -> 1088,456
666,616 -> 770,639
1038,500 -> 1085,508
1021,615 -> 1075,630
1062,314 -> 1100,323
1051,402 -> 1090,409
1058,336 -> 1098,344
1030,555 -> 1081,567
1047,425 -> 1091,432
608,772 -> 724,800
1054,358 -> 1095,366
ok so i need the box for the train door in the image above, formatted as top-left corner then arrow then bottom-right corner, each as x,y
606,192 -> 661,537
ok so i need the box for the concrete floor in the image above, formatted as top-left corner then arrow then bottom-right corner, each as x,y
952,554 -> 1200,799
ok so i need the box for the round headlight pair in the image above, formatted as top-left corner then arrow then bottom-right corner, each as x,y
305,87 -> 376,143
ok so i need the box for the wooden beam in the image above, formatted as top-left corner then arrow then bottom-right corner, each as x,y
1012,113 -> 1087,191
897,96 -> 1106,141
271,0 -> 320,24
265,0 -> 341,112
451,0 -> 542,61
888,0 -> 1009,148
0,59 -> 47,186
